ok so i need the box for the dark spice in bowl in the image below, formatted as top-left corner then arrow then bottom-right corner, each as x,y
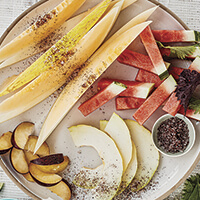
157,117 -> 189,153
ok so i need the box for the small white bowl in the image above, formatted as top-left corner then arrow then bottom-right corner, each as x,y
152,113 -> 195,157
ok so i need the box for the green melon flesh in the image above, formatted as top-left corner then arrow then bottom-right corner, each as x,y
104,113 -> 132,172
125,119 -> 159,191
69,125 -> 123,200
100,119 -> 138,195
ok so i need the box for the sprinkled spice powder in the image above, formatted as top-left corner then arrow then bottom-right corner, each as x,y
157,117 -> 189,153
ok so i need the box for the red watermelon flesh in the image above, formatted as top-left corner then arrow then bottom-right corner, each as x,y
78,81 -> 126,116
117,49 -> 157,73
115,97 -> 145,110
133,75 -> 176,125
162,92 -> 181,116
97,78 -> 154,98
135,69 -> 163,88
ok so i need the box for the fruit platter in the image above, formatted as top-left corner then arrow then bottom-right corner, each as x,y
0,0 -> 200,199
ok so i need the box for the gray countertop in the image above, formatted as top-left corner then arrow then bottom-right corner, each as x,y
0,0 -> 200,199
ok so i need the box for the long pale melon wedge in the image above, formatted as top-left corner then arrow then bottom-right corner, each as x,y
0,75 -> 18,93
69,125 -> 123,200
0,0 -> 86,63
0,0 -> 137,69
0,0 -> 123,124
34,7 -> 157,152
34,21 -> 152,153
0,0 -> 111,97
0,12 -> 88,69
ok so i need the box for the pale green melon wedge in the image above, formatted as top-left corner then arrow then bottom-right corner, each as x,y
0,0 -> 111,97
100,120 -> 108,131
0,0 -> 86,63
73,165 -> 104,189
34,7 -> 157,153
0,0 -> 137,69
125,119 -> 159,192
104,113 -> 132,173
69,125 -> 123,200
100,119 -> 138,195
0,0 -> 122,125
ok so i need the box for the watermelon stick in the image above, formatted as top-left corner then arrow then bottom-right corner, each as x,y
158,41 -> 200,59
78,82 -> 127,116
117,49 -> 170,74
97,78 -> 154,98
139,26 -> 169,80
135,66 -> 184,88
179,106 -> 200,121
135,69 -> 163,88
163,56 -> 200,116
133,75 -> 177,125
116,97 -> 145,110
152,30 -> 200,43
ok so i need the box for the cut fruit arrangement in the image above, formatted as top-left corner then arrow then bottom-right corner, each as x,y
0,0 -> 200,199
0,122 -> 71,200
69,112 -> 159,199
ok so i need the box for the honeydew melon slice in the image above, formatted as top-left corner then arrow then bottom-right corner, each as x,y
0,0 -> 137,69
0,0 -> 111,97
125,119 -> 159,192
0,0 -> 86,63
0,1 -> 121,124
104,113 -> 132,173
99,120 -> 108,131
100,119 -> 138,195
69,125 -> 123,200
34,7 -> 156,153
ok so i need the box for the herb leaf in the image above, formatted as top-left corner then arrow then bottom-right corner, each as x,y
189,97 -> 200,114
157,41 -> 198,59
181,174 -> 200,200
175,69 -> 200,114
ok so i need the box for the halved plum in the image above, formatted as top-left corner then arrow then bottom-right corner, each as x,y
48,179 -> 71,200
29,163 -> 62,187
0,131 -> 13,155
24,151 -> 39,164
24,135 -> 50,156
10,148 -> 29,174
31,154 -> 69,174
11,122 -> 34,150
23,173 -> 34,182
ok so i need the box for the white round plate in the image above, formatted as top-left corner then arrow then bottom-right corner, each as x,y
0,0 -> 200,200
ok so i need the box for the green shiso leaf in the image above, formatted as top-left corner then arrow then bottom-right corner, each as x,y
157,41 -> 198,59
181,174 -> 200,200
189,97 -> 200,114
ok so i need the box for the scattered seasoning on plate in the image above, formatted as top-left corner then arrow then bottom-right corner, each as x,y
157,117 -> 189,153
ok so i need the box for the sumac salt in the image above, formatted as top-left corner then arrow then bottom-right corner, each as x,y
157,117 -> 189,153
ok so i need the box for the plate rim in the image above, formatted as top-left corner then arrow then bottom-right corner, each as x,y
0,0 -> 199,200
